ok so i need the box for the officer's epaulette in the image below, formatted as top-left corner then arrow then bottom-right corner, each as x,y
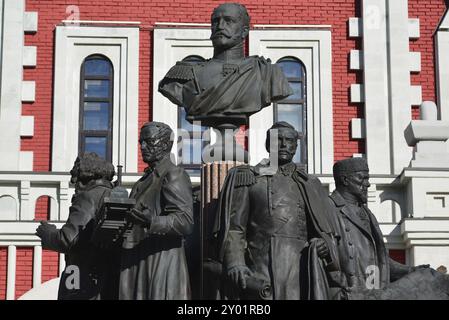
164,61 -> 195,81
234,165 -> 257,187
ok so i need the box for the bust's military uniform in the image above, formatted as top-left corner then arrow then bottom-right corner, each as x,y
218,161 -> 340,300
158,56 -> 292,127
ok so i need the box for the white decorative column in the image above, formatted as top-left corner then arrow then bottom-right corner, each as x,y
33,245 -> 42,287
349,0 -> 422,174
401,101 -> 449,268
6,245 -> 16,300
0,0 -> 37,171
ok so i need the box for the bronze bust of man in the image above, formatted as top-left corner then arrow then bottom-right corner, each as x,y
158,2 -> 293,128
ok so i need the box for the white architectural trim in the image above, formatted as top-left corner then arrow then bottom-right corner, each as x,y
361,0 -> 391,175
408,18 -> 420,39
350,84 -> 364,103
33,245 -> 42,288
153,27 -> 213,164
20,116 -> 34,137
0,0 -> 25,171
23,46 -> 37,67
350,50 -> 363,70
356,0 -> 419,175
6,245 -> 16,300
249,28 -> 334,174
19,151 -> 33,171
21,81 -> 35,102
52,25 -> 140,173
23,12 -> 38,33
386,0 -> 414,174
351,118 -> 366,139
348,18 -> 362,38
436,9 -> 449,121
62,20 -> 141,26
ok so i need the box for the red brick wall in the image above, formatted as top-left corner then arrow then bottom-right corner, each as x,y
0,247 -> 7,300
15,248 -> 33,299
42,250 -> 60,283
34,196 -> 51,221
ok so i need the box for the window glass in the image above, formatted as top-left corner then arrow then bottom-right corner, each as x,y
83,102 -> 109,131
84,80 -> 110,98
84,59 -> 111,77
274,57 -> 306,168
79,55 -> 113,161
85,137 -> 107,159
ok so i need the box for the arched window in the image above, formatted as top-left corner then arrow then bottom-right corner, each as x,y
274,57 -> 307,168
79,55 -> 113,161
178,55 -> 207,170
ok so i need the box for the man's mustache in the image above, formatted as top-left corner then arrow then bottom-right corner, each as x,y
211,31 -> 232,39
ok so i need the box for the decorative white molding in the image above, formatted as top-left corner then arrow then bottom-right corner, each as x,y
23,46 -> 37,67
408,18 -> 420,39
52,25 -> 140,173
19,151 -> 33,171
21,81 -> 35,102
23,12 -> 38,33
253,24 -> 331,29
0,0 -> 25,171
386,0 -> 414,175
351,118 -> 366,139
361,0 -> 391,175
249,28 -> 334,174
20,116 -> 34,137
350,84 -> 364,103
350,50 -> 363,70
33,246 -> 42,288
62,20 -> 141,26
7,245 -> 16,300
410,85 -> 423,106
155,22 -> 209,27
348,17 -> 362,38
409,52 -> 421,73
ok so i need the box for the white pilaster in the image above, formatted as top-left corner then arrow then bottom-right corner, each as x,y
0,0 -> 25,171
33,245 -> 42,288
6,245 -> 16,300
19,180 -> 31,220
361,0 -> 391,174
386,0 -> 414,174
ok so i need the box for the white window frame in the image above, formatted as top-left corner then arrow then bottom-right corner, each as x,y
52,25 -> 139,173
249,27 -> 334,174
153,27 -> 213,172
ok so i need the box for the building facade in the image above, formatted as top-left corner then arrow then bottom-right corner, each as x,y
0,0 -> 449,299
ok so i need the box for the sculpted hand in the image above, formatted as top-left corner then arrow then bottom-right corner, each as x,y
127,208 -> 151,226
35,221 -> 57,245
312,238 -> 330,260
227,265 -> 254,290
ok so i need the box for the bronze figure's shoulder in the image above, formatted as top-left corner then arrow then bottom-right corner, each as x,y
164,61 -> 198,81
231,165 -> 257,187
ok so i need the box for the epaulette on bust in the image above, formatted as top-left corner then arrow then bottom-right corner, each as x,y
234,166 -> 257,187
164,61 -> 195,81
